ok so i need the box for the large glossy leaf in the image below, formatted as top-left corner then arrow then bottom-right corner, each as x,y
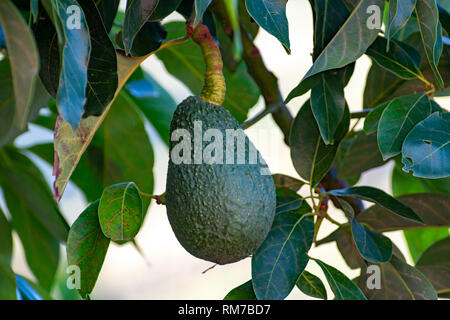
224,280 -> 257,300
0,259 -> 16,300
357,193 -> 450,231
290,100 -> 349,186
67,200 -> 110,299
245,0 -> 290,53
31,5 -> 59,98
415,0 -> 444,88
416,236 -> 450,267
310,72 -> 346,145
53,51 -> 152,201
122,0 -> 158,54
391,159 -> 449,262
328,186 -> 422,223
252,202 -> 314,300
0,59 -> 48,147
386,0 -> 416,48
401,112 -> 450,178
156,22 -> 260,122
292,0 -> 385,89
296,270 -> 327,300
334,131 -> 385,185
338,198 -> 392,263
0,153 -> 61,291
358,255 -> 438,299
51,0 -> 90,129
0,148 -> 69,242
377,93 -> 432,160
0,208 -> 15,300
366,37 -> 423,80
99,182 -> 143,241
439,3 -> 450,35
78,0 -> 118,117
0,0 -> 40,130
315,259 -> 367,300
415,237 -> 450,296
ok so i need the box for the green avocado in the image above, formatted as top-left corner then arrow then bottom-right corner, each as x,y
165,96 -> 276,264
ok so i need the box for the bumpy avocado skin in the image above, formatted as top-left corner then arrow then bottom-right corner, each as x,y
166,96 -> 276,264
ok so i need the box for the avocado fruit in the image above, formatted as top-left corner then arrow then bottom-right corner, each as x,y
165,96 -> 276,264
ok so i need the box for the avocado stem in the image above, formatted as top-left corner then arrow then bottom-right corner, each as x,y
188,23 -> 226,106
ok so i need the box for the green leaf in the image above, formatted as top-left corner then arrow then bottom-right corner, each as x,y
0,209 -> 12,263
416,236 -> 450,267
328,186 -> 422,223
148,0 -> 182,21
224,280 -> 257,300
115,22 -> 166,57
405,229 -> 449,263
31,5 -> 59,98
338,198 -> 393,263
99,182 -> 143,241
0,259 -> 16,300
252,202 -> 314,300
67,200 -> 110,299
51,0 -> 90,129
194,0 -> 213,26
366,37 -> 423,80
95,0 -> 120,33
415,237 -> 450,297
156,22 -> 260,122
296,270 -> 327,300
358,255 -> 438,299
78,0 -> 118,117
290,100 -> 349,186
377,93 -> 432,160
301,0 -> 384,81
363,101 -> 389,133
285,0 -> 352,102
402,112 -> 450,178
0,0 -> 40,130
125,68 -> 177,145
438,3 -> 450,35
415,0 -> 444,88
310,72 -> 346,145
334,131 -> 385,185
53,51 -> 151,201
0,151 -> 62,291
122,0 -> 158,54
386,0 -> 416,48
272,174 -> 305,192
245,0 -> 290,53
391,159 -> 450,263
0,59 -> 49,147
275,188 -> 303,214
0,148 -> 69,243
357,193 -> 450,231
314,259 -> 367,300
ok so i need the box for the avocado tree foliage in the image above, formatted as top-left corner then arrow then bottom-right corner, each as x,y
0,0 -> 449,300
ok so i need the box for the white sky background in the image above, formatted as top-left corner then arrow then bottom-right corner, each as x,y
9,0 -> 450,299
